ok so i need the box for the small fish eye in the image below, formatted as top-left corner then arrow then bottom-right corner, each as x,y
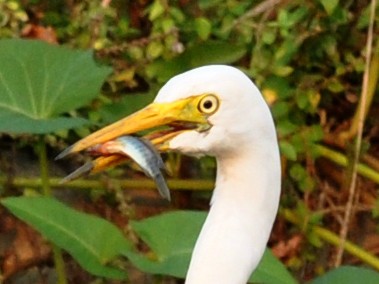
198,95 -> 219,114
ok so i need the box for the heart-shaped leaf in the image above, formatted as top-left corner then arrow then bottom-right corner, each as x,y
127,211 -> 297,283
0,39 -> 112,134
1,196 -> 131,279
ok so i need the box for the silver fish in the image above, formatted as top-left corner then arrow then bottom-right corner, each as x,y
61,136 -> 171,201
105,136 -> 170,201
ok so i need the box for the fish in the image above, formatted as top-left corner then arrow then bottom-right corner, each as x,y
61,136 -> 171,201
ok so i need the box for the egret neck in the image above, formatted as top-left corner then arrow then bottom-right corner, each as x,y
185,140 -> 281,284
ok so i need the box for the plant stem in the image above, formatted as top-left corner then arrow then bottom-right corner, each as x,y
315,145 -> 379,184
38,137 -> 51,196
0,176 -> 215,191
283,209 -> 379,271
37,137 -> 68,284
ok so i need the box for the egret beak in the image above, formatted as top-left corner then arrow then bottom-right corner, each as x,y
56,95 -> 210,176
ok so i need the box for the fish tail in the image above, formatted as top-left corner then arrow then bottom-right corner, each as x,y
154,173 -> 171,201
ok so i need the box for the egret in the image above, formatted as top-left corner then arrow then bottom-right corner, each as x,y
58,65 -> 281,283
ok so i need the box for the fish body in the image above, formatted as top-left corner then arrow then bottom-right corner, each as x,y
98,136 -> 171,201
60,135 -> 171,201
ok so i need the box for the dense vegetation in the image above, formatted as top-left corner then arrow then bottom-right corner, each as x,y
0,0 -> 378,283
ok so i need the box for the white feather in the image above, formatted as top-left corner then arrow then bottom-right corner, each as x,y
159,65 -> 281,283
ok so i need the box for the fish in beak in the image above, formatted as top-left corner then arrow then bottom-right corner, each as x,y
56,94 -> 213,184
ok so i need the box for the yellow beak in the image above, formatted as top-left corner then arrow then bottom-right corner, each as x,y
57,95 -> 210,180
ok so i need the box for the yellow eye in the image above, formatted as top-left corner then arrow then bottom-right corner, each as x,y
198,95 -> 220,114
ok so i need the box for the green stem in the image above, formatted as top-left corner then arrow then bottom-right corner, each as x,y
315,145 -> 379,184
38,137 -> 51,196
0,176 -> 215,191
283,209 -> 379,271
37,137 -> 68,284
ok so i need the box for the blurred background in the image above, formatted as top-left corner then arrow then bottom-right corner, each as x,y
0,0 -> 378,283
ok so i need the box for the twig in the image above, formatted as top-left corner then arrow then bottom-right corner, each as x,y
334,0 -> 377,267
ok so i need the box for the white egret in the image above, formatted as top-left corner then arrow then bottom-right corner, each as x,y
58,65 -> 281,283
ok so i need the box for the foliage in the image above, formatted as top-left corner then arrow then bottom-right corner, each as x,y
1,196 -> 296,283
0,39 -> 111,134
0,0 -> 379,283
0,0 -> 28,37
1,196 -> 130,279
309,265 -> 379,284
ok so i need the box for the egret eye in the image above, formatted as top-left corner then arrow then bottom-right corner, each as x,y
198,95 -> 219,114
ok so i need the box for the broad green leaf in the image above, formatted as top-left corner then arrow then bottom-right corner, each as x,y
310,266 -> 379,284
126,211 -> 206,277
0,114 -> 88,134
0,39 -> 112,134
126,211 -> 297,283
1,196 -> 132,279
250,249 -> 297,284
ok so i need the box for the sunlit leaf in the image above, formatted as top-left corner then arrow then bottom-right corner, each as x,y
195,17 -> 212,40
1,196 -> 132,279
0,39 -> 111,134
319,0 -> 339,16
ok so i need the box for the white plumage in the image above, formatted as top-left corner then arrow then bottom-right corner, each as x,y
157,66 -> 281,283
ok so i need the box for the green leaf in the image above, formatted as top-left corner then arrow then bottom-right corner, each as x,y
125,211 -> 296,283
0,114 -> 89,134
310,266 -> 379,284
148,0 -> 165,21
1,196 -> 132,279
319,0 -> 339,15
280,140 -> 298,161
195,17 -> 212,40
126,211 -> 206,277
147,41 -> 164,59
250,249 -> 297,284
0,39 -> 112,134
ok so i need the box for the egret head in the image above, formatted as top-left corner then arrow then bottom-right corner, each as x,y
155,65 -> 273,157
57,65 -> 275,169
